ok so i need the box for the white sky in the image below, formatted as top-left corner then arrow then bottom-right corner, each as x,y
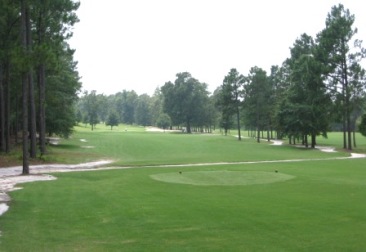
68,0 -> 366,96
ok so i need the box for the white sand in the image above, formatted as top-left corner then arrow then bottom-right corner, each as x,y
0,203 -> 8,216
271,140 -> 284,146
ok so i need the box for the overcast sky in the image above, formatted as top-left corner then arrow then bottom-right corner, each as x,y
68,0 -> 366,96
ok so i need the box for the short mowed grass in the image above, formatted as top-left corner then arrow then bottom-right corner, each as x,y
49,125 -> 352,167
1,125 -> 366,251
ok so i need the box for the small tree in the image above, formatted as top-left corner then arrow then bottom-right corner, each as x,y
156,113 -> 171,131
106,111 -> 119,130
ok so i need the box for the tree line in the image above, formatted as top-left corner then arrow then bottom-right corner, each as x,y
77,82 -> 220,133
78,4 -> 366,151
217,4 -> 365,150
0,0 -> 81,173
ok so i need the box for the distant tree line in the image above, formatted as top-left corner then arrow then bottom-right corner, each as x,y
76,83 -> 220,134
77,4 -> 366,152
0,0 -> 81,173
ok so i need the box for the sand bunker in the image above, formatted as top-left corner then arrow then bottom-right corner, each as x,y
271,140 -> 283,145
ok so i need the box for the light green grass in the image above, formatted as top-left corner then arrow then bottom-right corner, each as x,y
50,126 -> 352,167
1,127 -> 366,251
151,170 -> 295,186
1,159 -> 366,251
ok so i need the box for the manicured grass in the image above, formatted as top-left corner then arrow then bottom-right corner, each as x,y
1,159 -> 366,251
316,132 -> 366,153
1,126 -> 366,251
50,125 -> 352,167
150,170 -> 295,186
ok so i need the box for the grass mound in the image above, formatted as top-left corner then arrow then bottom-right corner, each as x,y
150,170 -> 295,186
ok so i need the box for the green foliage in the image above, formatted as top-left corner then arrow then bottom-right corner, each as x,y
135,94 -> 152,126
359,114 -> 366,137
317,4 -> 366,149
83,90 -> 100,130
219,68 -> 244,136
156,113 -> 171,130
45,46 -> 81,138
243,66 -> 272,141
276,34 -> 332,147
105,111 -> 119,130
161,72 -> 210,133
0,0 -> 81,156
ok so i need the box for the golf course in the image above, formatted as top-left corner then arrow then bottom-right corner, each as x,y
1,124 -> 366,251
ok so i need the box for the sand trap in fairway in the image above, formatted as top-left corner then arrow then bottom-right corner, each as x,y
0,204 -> 8,216
271,140 -> 283,145
150,170 -> 295,186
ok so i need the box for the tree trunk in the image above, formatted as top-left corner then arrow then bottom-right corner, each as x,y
0,65 -> 5,152
22,71 -> 29,174
4,61 -> 10,153
37,7 -> 47,154
15,92 -> 19,145
304,135 -> 308,148
38,64 -> 46,154
28,72 -> 37,158
342,115 -> 347,149
311,133 -> 316,148
186,119 -> 191,133
21,0 -> 29,174
344,60 -> 352,151
26,5 -> 37,158
236,107 -> 241,140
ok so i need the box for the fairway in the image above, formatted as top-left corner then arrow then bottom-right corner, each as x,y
1,127 -> 366,251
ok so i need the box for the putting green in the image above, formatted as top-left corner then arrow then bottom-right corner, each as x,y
150,170 -> 295,186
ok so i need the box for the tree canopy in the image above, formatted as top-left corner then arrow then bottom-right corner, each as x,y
0,0 -> 80,173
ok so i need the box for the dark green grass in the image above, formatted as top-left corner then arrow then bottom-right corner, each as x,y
1,158 -> 366,251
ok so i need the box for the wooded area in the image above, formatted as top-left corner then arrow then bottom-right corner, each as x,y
0,0 -> 81,173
